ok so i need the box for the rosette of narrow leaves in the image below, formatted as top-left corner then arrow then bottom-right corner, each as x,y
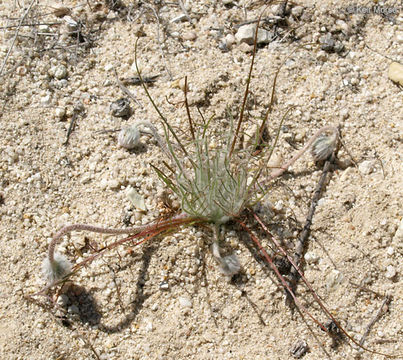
154,123 -> 251,225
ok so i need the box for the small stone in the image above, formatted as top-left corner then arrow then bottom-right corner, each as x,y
68,305 -> 80,315
159,281 -> 169,290
335,19 -> 351,35
268,153 -> 283,169
54,65 -> 68,79
291,6 -> 304,18
57,294 -> 70,307
104,63 -> 114,72
126,187 -> 147,212
295,129 -> 306,142
144,319 -> 153,332
225,34 -> 236,46
320,33 -> 335,53
235,24 -> 272,45
396,33 -> 403,44
238,43 -> 253,53
359,160 -> 376,175
55,107 -> 66,120
386,247 -> 394,256
385,265 -> 396,279
182,31 -> 197,41
290,339 -> 309,359
334,41 -> 345,54
326,269 -> 343,290
110,98 -> 131,118
388,62 -> 403,86
304,252 -> 319,264
274,200 -> 284,212
108,179 -> 120,189
178,296 -> 193,308
40,93 -> 51,104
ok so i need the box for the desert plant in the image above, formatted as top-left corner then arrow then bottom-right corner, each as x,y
34,22 -> 398,359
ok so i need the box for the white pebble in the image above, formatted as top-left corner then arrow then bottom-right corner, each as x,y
386,247 -> 394,256
359,160 -> 376,175
385,265 -> 396,279
54,65 -> 68,79
326,269 -> 343,290
55,107 -> 66,119
144,319 -> 153,332
178,296 -> 193,308
304,252 -> 319,264
57,294 -> 70,307
388,62 -> 403,86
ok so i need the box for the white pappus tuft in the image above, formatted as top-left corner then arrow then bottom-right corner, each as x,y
42,253 -> 72,284
219,254 -> 241,276
211,242 -> 241,276
118,126 -> 141,149
311,133 -> 337,161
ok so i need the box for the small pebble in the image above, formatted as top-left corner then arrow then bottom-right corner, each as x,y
238,43 -> 253,53
55,107 -> 66,120
385,265 -> 396,279
171,14 -> 188,23
182,31 -> 197,41
54,65 -> 68,80
304,252 -> 319,264
159,281 -> 169,290
388,62 -> 403,86
144,319 -> 153,332
320,33 -> 335,52
359,160 -> 376,175
386,247 -> 394,256
268,153 -> 283,169
326,269 -> 343,290
291,6 -> 304,18
235,24 -> 272,45
178,296 -> 193,308
290,339 -> 309,359
57,294 -> 70,307
110,98 -> 131,118
68,305 -> 80,315
225,34 -> 236,47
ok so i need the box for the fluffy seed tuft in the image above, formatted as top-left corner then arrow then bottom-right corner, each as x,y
42,253 -> 72,284
311,133 -> 337,161
118,126 -> 141,149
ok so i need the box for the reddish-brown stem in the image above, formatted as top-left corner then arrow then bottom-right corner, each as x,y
48,213 -> 189,265
252,211 -> 397,358
184,76 -> 195,141
236,218 -> 328,332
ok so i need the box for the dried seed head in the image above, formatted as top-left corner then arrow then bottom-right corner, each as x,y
118,126 -> 141,149
42,253 -> 72,284
219,254 -> 241,276
211,242 -> 241,276
311,133 -> 337,161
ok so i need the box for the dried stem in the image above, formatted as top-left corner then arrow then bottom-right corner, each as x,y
48,213 -> 188,265
0,0 -> 36,78
266,125 -> 338,182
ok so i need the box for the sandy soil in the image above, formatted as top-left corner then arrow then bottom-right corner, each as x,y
0,1 -> 402,359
